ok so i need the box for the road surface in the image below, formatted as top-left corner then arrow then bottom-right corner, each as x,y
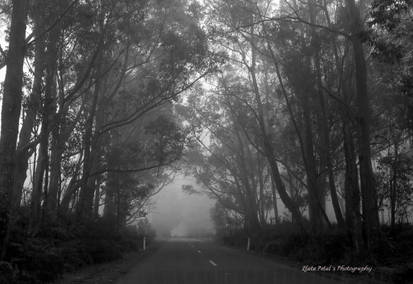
116,239 -> 377,284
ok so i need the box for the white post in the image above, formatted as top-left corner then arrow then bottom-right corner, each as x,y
247,237 -> 250,251
143,236 -> 146,251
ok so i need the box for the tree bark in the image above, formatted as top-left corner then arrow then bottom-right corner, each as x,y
31,110 -> 49,230
0,0 -> 29,259
270,176 -> 279,224
301,85 -> 328,231
390,142 -> 398,229
59,163 -> 81,214
90,96 -> 106,218
43,11 -> 61,218
309,16 -> 345,227
343,117 -> 363,253
234,128 -> 260,232
303,0 -> 339,231
31,13 -> 60,227
315,51 -> 345,227
345,0 -> 380,249
77,75 -> 101,219
13,17 -> 45,208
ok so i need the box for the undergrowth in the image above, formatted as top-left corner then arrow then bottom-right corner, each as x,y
1,212 -> 152,284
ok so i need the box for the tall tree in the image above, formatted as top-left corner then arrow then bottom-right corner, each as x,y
0,0 -> 29,258
345,0 -> 380,249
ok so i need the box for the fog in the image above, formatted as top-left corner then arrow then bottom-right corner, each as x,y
148,175 -> 215,239
147,173 -> 344,239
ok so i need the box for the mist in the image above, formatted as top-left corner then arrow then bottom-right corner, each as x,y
149,175 -> 215,239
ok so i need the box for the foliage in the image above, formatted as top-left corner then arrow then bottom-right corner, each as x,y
2,214 -> 146,283
369,0 -> 413,129
217,223 -> 413,267
377,152 -> 413,224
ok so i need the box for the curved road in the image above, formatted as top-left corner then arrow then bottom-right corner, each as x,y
116,239 -> 378,284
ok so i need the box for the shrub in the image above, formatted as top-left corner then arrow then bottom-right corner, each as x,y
118,226 -> 141,251
3,215 -> 144,283
13,238 -> 64,284
60,240 -> 92,271
217,224 -> 355,264
83,239 -> 122,263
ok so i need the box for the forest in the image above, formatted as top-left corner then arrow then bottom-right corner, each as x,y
0,0 -> 412,283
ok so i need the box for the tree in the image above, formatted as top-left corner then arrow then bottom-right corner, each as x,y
345,0 -> 380,249
0,0 -> 29,259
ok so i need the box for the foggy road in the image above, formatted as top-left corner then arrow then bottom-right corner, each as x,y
116,239 -> 375,284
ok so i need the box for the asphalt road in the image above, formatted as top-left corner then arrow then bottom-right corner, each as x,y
116,239 -> 377,284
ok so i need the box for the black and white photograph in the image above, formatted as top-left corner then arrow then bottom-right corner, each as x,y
0,0 -> 412,283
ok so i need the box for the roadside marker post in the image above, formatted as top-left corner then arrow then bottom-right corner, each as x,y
247,237 -> 250,251
143,236 -> 146,251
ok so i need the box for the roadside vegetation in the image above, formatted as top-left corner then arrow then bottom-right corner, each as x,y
0,217 -> 152,283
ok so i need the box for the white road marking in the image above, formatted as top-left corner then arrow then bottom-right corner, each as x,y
209,260 -> 217,267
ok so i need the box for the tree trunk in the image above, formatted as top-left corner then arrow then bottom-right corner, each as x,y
301,89 -> 327,232
51,107 -> 84,215
345,0 -> 380,249
343,118 -> 363,253
48,118 -> 63,209
90,97 -> 105,218
78,80 -> 101,219
263,63 -> 279,225
43,14 -> 61,218
265,140 -> 306,229
305,1 -> 337,231
311,31 -> 345,227
103,172 -> 117,219
270,175 -> 279,224
257,159 -> 266,225
266,41 -> 329,232
234,129 -> 260,232
31,116 -> 48,230
59,166 -> 81,214
13,11 -> 46,208
390,142 -> 398,229
250,44 -> 305,231
31,17 -> 60,228
48,119 -> 65,216
76,16 -> 105,219
93,179 -> 101,218
0,0 -> 29,259
316,67 -> 345,227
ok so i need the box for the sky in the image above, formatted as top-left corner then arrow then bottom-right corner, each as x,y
148,174 -> 216,238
